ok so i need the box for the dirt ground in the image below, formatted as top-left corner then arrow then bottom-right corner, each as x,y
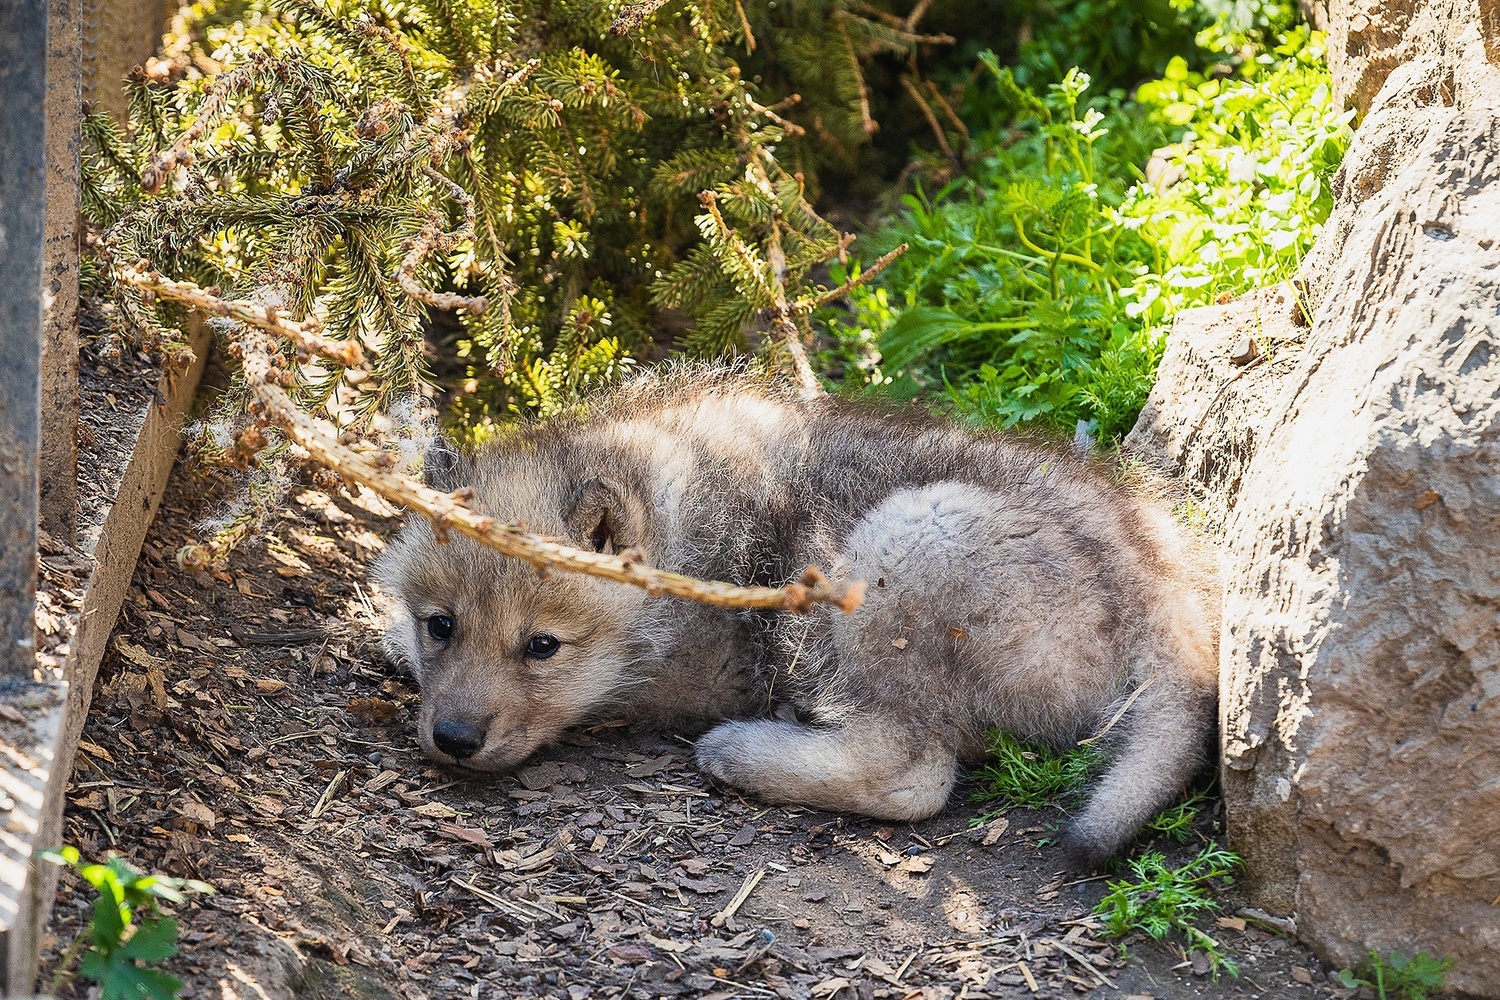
40,459 -> 1358,1000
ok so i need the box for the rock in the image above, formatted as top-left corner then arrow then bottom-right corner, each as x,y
1128,0 -> 1500,992
1126,283 -> 1304,530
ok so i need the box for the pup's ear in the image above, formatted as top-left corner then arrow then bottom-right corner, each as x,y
423,435 -> 470,492
567,477 -> 648,556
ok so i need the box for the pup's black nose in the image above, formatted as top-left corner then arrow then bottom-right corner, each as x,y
432,719 -> 484,759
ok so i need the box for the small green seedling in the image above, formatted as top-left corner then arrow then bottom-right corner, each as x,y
42,845 -> 211,1000
1145,786 -> 1214,843
1337,950 -> 1454,1000
968,730 -> 1102,816
1094,846 -> 1242,979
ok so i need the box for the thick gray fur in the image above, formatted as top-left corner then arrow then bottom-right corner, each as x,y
373,367 -> 1219,867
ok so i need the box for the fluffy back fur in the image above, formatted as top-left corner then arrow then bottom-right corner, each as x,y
373,367 -> 1219,867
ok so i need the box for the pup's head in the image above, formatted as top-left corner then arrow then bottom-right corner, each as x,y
372,437 -> 656,772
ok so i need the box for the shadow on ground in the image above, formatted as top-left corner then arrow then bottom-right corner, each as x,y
40,463 -> 1349,1000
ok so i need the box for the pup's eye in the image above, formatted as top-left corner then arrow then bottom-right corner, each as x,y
427,615 -> 455,641
524,634 -> 560,659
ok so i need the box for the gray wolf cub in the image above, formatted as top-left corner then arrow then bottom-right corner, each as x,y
374,369 -> 1218,866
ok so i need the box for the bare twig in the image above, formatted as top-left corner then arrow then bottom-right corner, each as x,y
834,231 -> 856,265
395,215 -> 489,314
1078,674 -> 1156,747
255,371 -> 863,614
799,242 -> 908,312
711,868 -> 765,928
174,279 -> 863,614
903,0 -> 935,31
745,94 -> 805,136
901,75 -> 954,159
391,164 -> 489,314
924,79 -> 969,147
117,263 -> 365,367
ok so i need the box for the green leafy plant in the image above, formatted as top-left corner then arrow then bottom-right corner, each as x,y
1337,951 -> 1455,1000
1094,846 -> 1242,978
828,24 -> 1350,443
43,846 -> 212,1000
1117,25 -> 1353,328
1009,0 -> 1300,91
825,61 -> 1170,438
969,730 -> 1103,811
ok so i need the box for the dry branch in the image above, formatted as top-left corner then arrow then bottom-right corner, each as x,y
744,94 -> 805,137
800,242 -> 908,312
902,0 -> 935,31
395,214 -> 489,315
149,269 -> 863,615
254,369 -> 863,614
117,263 -> 366,367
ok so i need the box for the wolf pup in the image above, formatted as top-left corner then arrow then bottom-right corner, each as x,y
374,368 -> 1218,867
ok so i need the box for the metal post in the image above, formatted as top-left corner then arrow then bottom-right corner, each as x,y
42,0 -> 83,544
0,0 -> 50,680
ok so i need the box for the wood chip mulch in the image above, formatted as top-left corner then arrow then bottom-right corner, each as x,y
39,468 -> 1345,1000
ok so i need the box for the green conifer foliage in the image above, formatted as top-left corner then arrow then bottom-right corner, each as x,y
84,0 -> 938,436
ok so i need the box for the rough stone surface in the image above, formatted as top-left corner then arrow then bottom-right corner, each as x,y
1125,283 -> 1307,530
1130,1 -> 1500,993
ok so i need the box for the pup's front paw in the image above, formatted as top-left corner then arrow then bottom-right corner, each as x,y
694,720 -> 756,784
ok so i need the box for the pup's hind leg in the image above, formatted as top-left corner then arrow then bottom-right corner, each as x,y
696,719 -> 957,821
1062,667 -> 1217,869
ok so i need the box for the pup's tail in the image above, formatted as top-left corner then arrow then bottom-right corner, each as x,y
1061,668 -> 1217,870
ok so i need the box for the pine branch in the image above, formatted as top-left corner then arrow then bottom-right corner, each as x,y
697,190 -> 819,396
838,17 -> 878,137
732,0 -> 756,52
139,54 -> 272,194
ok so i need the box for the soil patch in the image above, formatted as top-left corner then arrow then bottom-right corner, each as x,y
41,462 -> 1349,1000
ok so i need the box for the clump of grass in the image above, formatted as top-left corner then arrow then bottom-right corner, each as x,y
968,730 -> 1102,811
1338,951 -> 1455,1000
1094,846 -> 1242,978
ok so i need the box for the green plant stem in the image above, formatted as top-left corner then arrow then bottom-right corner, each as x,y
49,930 -> 88,994
956,319 -> 1039,333
1009,214 -> 1101,272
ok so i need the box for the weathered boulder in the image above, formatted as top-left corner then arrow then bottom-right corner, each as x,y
1127,0 -> 1500,992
